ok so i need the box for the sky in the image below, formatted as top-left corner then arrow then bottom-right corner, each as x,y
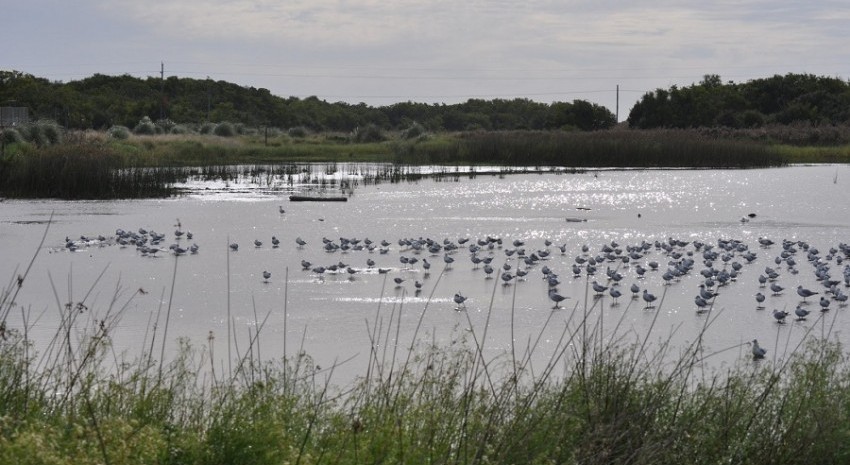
4,0 -> 850,121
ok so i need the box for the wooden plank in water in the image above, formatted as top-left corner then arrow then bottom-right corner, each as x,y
289,195 -> 348,202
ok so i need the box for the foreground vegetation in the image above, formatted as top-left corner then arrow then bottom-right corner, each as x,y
3,233 -> 850,465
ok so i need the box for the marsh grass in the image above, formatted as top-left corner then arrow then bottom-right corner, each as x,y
395,129 -> 789,168
3,126 -> 841,199
774,144 -> 850,163
4,223 -> 850,464
0,142 -> 175,199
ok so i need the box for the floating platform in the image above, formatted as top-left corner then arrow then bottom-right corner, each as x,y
289,195 -> 348,202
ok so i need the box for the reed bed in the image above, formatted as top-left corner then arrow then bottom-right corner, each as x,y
3,222 -> 850,465
0,127 -> 818,198
0,143 -> 175,199
395,129 -> 790,168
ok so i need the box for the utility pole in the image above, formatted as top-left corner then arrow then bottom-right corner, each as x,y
206,76 -> 212,121
616,85 -> 619,123
160,62 -> 165,121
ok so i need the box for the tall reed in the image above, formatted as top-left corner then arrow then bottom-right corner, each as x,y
394,129 -> 789,168
0,142 -> 174,199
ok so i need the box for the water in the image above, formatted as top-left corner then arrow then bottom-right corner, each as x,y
2,164 -> 849,384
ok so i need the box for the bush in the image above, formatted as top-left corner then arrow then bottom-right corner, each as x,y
107,125 -> 131,139
156,118 -> 177,133
263,126 -> 282,138
740,110 -> 766,128
234,123 -> 251,135
1,128 -> 25,145
351,123 -> 385,143
213,122 -> 236,137
401,121 -> 427,140
288,126 -> 308,138
170,125 -> 190,135
199,122 -> 216,135
38,120 -> 63,145
18,124 -> 48,147
134,116 -> 157,135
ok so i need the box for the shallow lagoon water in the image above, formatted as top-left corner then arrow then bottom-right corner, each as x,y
2,164 -> 849,384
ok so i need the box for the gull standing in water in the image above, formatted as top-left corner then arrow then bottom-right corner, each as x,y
698,284 -> 718,301
591,281 -> 608,296
453,293 -> 468,310
609,287 -> 622,305
773,308 -> 789,323
755,292 -> 766,309
751,339 -> 767,359
548,289 -> 568,309
694,296 -> 709,314
642,289 -> 658,309
796,285 -> 818,302
794,305 -> 810,321
483,264 -> 494,278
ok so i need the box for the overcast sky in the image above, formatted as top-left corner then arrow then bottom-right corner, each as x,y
4,0 -> 850,121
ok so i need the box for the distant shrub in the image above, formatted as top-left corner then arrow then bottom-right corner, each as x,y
134,116 -> 157,135
234,123 -> 252,135
38,120 -> 63,145
21,124 -> 49,147
213,122 -> 236,137
156,118 -> 177,133
1,128 -> 24,145
401,121 -> 427,140
170,125 -> 190,135
107,125 -> 131,139
199,122 -> 216,135
740,110 -> 766,128
352,123 -> 385,143
288,126 -> 308,138
264,126 -> 282,137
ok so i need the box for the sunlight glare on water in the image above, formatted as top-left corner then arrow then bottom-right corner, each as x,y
2,165 -> 850,384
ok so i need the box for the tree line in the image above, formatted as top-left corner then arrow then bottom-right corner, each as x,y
0,71 -> 615,132
627,73 -> 850,129
4,71 -> 849,133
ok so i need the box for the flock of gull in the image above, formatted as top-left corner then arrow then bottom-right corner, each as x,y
58,213 -> 850,360
291,233 -> 850,361
62,220 -> 200,257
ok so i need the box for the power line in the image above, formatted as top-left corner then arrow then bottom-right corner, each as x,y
307,89 -> 646,100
